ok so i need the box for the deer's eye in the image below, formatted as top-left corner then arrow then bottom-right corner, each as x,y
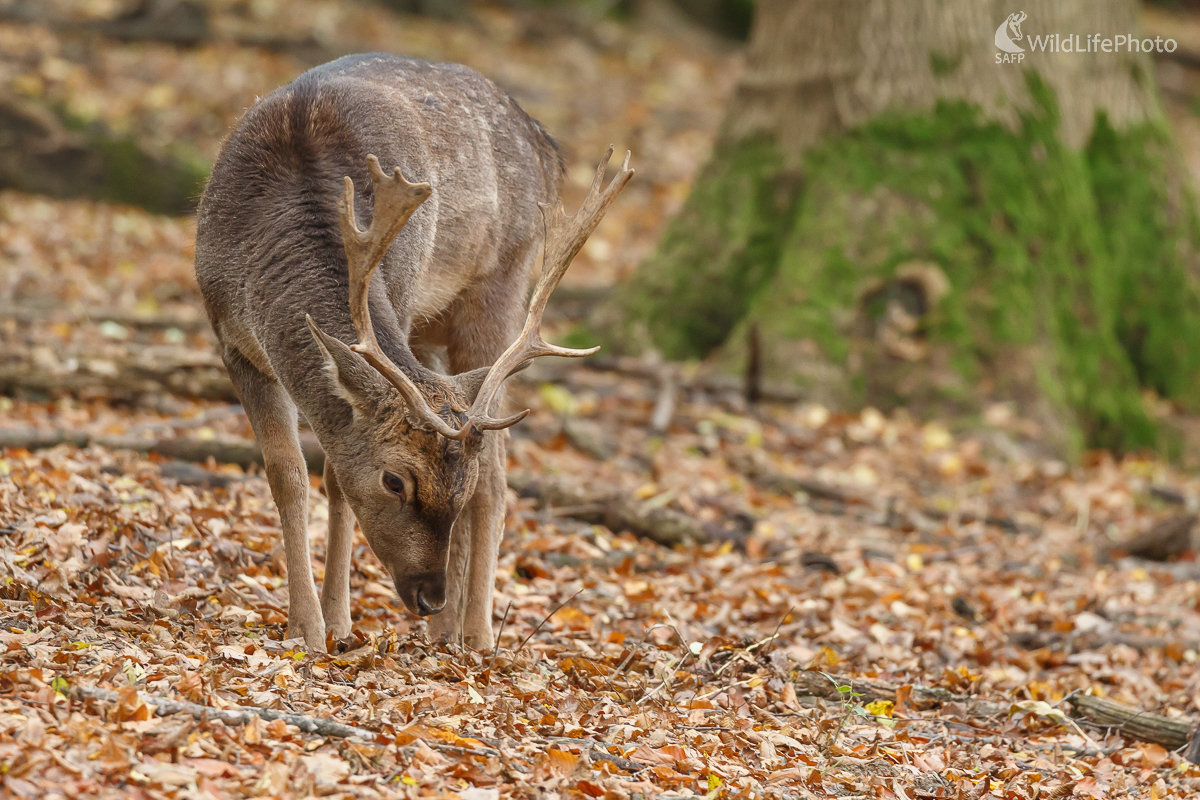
381,471 -> 408,502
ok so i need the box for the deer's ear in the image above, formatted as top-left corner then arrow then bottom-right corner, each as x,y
450,358 -> 536,406
306,315 -> 388,413
449,366 -> 490,405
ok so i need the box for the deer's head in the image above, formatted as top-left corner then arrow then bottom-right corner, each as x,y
306,151 -> 632,618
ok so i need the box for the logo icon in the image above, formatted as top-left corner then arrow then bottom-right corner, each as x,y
995,11 -> 1027,53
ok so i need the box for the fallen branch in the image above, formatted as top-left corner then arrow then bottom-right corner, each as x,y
536,736 -> 647,773
0,428 -> 327,475
0,2 -> 328,58
76,686 -> 650,774
563,355 -> 804,404
1007,629 -> 1200,654
509,472 -> 711,547
0,321 -> 784,418
0,305 -> 211,333
732,454 -> 1023,532
1068,694 -> 1200,759
726,450 -> 862,505
0,89 -> 207,215
74,686 -> 377,740
1150,485 -> 1188,506
791,671 -> 1004,715
914,506 -> 1022,534
0,341 -> 236,402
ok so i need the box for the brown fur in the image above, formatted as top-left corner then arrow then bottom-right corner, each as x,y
195,54 -> 563,650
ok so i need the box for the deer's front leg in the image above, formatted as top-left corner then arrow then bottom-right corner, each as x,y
427,513 -> 471,645
461,430 -> 506,650
267,448 -> 325,651
225,349 -> 326,652
320,460 -> 354,640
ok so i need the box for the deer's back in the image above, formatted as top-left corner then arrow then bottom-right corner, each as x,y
195,54 -> 563,381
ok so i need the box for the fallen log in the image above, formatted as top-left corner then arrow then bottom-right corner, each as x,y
0,341 -> 237,402
791,671 -> 1004,716
726,450 -> 862,505
0,305 -> 212,333
1068,694 -> 1200,760
508,472 -> 712,547
1007,628 -> 1200,655
1115,514 -> 1198,561
0,428 -> 710,548
793,672 -> 1200,760
0,427 -> 325,475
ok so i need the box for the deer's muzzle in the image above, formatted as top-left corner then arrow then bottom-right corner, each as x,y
395,570 -> 446,616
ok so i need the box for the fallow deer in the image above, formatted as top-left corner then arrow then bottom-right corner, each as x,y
194,53 -> 632,651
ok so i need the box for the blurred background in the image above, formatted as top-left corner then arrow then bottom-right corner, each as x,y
6,0 -> 1200,462
0,0 -> 738,314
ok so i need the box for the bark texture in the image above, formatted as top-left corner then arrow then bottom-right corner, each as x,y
723,0 -> 1153,160
605,0 -> 1198,453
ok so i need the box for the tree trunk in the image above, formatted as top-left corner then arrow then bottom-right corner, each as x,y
0,90 -> 209,216
603,0 -> 1200,453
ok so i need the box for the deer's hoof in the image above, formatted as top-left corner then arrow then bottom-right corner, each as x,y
288,618 -> 328,654
463,633 -> 493,652
322,606 -> 352,641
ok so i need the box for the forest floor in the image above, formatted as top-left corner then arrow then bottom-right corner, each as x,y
3,1 -> 1200,798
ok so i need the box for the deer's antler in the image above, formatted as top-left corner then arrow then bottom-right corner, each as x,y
449,146 -> 634,439
336,155 -> 465,438
332,148 -> 631,441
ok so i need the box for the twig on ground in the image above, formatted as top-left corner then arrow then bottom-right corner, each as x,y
760,605 -> 794,659
514,589 -> 584,656
74,686 -> 377,740
487,600 -> 513,672
534,736 -> 647,773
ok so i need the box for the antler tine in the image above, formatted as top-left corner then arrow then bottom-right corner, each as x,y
337,156 -> 462,438
458,146 -> 634,436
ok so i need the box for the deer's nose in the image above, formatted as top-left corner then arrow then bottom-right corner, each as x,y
414,573 -> 446,616
416,590 -> 444,616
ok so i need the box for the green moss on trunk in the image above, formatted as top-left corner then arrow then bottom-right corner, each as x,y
600,138 -> 802,358
610,76 -> 1200,453
0,98 -> 209,216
